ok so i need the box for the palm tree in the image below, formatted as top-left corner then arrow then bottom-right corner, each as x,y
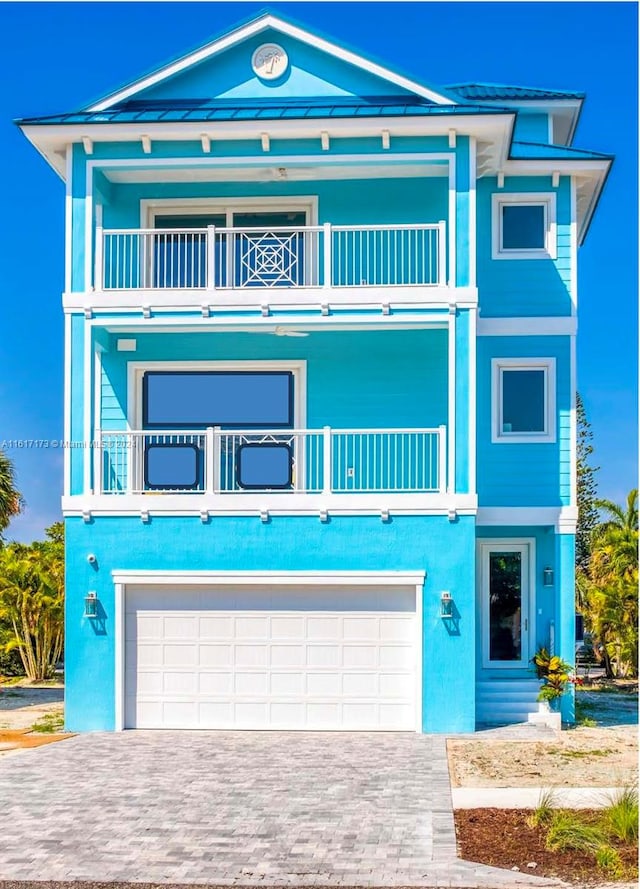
0,450 -> 23,542
583,490 -> 638,678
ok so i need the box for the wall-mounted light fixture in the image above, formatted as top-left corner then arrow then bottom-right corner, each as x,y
440,591 -> 453,619
84,591 -> 98,618
543,567 -> 554,587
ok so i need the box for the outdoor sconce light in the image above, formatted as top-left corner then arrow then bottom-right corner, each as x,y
543,567 -> 554,587
84,591 -> 98,618
440,591 -> 453,619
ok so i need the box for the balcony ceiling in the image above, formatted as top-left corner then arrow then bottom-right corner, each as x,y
103,160 -> 448,184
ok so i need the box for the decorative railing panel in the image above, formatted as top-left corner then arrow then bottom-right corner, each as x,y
98,223 -> 446,291
97,426 -> 446,496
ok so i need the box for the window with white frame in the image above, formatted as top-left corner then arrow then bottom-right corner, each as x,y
492,358 -> 556,443
491,193 -> 557,260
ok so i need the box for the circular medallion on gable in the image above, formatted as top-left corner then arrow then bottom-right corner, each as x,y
252,43 -> 289,81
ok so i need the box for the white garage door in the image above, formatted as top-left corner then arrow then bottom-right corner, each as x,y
125,584 -> 418,730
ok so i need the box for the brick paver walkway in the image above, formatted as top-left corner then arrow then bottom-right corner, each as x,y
0,731 -> 561,887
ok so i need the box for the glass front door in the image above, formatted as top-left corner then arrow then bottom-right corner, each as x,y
481,543 -> 531,668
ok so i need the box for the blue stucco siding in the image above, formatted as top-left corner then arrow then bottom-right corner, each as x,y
477,176 -> 573,317
65,513 -> 477,733
476,335 -> 572,506
513,113 -> 551,144
98,328 -> 449,431
136,28 -> 416,103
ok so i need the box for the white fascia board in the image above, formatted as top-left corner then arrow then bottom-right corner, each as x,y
477,317 -> 577,337
87,14 -> 455,112
111,569 -> 427,586
477,505 -> 578,533
504,159 -> 610,175
20,114 -> 514,180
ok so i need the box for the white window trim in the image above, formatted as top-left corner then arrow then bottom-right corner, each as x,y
126,359 -> 307,431
140,195 -> 319,230
491,357 -> 556,444
478,539 -> 535,670
491,192 -> 557,260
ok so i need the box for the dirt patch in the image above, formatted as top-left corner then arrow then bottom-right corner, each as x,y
448,690 -> 638,789
0,683 -> 67,752
0,727 -> 73,754
448,725 -> 637,788
455,809 -> 638,885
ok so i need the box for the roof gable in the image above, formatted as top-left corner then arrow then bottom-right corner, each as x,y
88,12 -> 457,111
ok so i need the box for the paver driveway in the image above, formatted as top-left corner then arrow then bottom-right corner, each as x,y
0,731 -> 559,887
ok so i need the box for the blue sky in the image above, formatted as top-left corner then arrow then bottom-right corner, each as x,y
0,1 -> 637,541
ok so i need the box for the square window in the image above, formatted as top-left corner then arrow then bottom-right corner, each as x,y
502,205 -> 546,250
492,359 -> 556,443
144,443 -> 201,490
492,193 -> 556,260
237,443 -> 293,490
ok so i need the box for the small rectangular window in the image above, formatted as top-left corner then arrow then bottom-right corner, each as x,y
492,359 -> 556,443
492,193 -> 556,260
501,205 -> 546,250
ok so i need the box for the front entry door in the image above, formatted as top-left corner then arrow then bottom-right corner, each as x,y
480,542 -> 532,669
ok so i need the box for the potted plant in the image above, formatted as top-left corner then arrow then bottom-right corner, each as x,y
532,647 -> 573,711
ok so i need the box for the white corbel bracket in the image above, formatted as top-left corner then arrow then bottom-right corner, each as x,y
319,510 -> 329,523
200,510 -> 210,523
261,304 -> 270,317
552,171 -> 560,188
448,508 -> 457,523
82,510 -> 92,524
141,135 -> 151,154
321,303 -> 330,316
497,172 -> 505,189
448,129 -> 456,148
381,509 -> 391,523
320,131 -> 330,151
142,305 -> 152,319
381,129 -> 390,150
201,305 -> 210,318
141,510 -> 151,524
82,136 -> 93,155
381,303 -> 391,316
83,307 -> 93,320
201,134 -> 211,153
260,510 -> 270,524
261,133 -> 270,152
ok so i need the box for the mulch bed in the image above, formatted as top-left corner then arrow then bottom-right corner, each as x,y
0,729 -> 73,752
455,809 -> 639,885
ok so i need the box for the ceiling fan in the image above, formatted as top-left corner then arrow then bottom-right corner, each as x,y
241,326 -> 309,338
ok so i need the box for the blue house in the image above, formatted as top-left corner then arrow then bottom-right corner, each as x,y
18,13 -> 611,733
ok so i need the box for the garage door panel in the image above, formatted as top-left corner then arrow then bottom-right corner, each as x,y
199,644 -> 232,666
198,672 -> 233,694
125,585 -> 417,731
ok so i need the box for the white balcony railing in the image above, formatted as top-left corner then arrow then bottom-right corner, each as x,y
97,427 -> 447,496
97,223 -> 446,291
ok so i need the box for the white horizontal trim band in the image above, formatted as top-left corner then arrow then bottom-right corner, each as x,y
477,316 -> 576,336
111,569 -> 426,586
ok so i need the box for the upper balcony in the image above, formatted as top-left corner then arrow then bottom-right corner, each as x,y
95,222 -> 447,303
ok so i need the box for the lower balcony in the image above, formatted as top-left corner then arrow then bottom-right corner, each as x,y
91,426 -> 448,514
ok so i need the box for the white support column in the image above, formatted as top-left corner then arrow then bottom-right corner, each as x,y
63,313 -> 71,497
94,225 -> 103,292
322,222 -> 332,289
447,307 -> 456,494
448,157 -> 457,288
114,583 -> 125,731
437,220 -> 447,287
83,322 -> 92,495
206,225 -> 216,290
469,137 -> 477,289
64,145 -> 72,294
322,426 -> 332,494
438,425 -> 447,494
206,426 -> 215,494
468,306 -> 477,494
84,164 -> 93,292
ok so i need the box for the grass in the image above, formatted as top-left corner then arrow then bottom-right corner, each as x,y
526,788 -> 557,829
30,712 -> 65,734
604,787 -> 639,843
594,845 -> 624,878
545,812 -> 606,853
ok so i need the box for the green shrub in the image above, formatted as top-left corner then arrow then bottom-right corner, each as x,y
30,712 -> 64,734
